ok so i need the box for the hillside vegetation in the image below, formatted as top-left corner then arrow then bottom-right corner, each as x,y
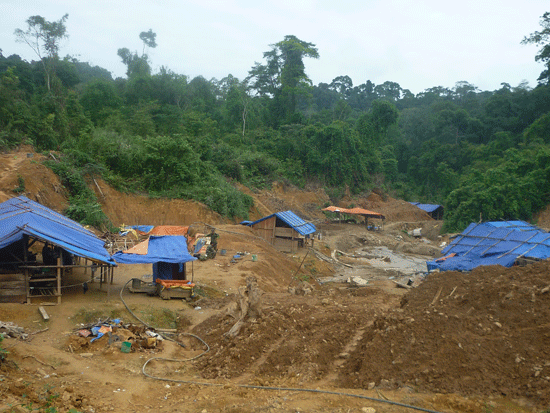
2,14 -> 550,231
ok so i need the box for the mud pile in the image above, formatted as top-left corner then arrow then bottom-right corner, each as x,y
340,260 -> 550,406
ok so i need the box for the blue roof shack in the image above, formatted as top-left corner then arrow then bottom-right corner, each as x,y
112,235 -> 196,282
427,220 -> 550,272
410,202 -> 444,220
246,211 -> 316,253
0,196 -> 116,303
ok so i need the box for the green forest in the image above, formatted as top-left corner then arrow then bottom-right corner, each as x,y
2,13 -> 550,232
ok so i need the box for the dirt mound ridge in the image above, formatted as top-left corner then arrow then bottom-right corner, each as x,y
339,261 -> 550,407
0,147 -> 68,210
2,146 -> 430,228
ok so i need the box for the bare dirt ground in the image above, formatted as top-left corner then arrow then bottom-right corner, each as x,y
1,147 -> 549,413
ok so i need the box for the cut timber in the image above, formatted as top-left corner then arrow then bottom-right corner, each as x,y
430,286 -> 443,306
38,306 -> 50,321
330,250 -> 353,268
392,280 -> 412,290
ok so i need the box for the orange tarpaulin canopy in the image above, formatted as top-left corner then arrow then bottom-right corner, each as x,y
322,206 -> 385,219
122,238 -> 149,255
148,226 -> 189,236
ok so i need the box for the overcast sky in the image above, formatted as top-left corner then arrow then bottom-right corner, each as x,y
2,0 -> 548,94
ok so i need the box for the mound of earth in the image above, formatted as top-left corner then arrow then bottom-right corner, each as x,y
0,147 -> 68,209
5,145 -> 549,412
339,260 -> 550,406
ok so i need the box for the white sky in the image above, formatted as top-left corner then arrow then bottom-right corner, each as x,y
1,0 -> 548,94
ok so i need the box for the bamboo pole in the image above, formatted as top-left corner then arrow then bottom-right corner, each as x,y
56,256 -> 61,304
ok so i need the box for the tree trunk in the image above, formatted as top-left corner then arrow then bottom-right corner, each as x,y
224,276 -> 263,338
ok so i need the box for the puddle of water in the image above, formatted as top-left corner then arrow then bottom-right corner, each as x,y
317,246 -> 430,285
355,246 -> 428,275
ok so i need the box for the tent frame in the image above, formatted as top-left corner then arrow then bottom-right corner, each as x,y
5,234 -> 114,304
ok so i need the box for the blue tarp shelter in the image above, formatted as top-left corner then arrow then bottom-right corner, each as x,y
0,196 -> 115,265
410,202 -> 444,220
246,211 -> 316,252
427,221 -> 550,272
247,211 -> 316,236
112,235 -> 196,281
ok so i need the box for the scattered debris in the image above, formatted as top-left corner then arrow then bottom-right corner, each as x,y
70,318 -> 165,352
347,276 -> 369,287
0,321 -> 28,340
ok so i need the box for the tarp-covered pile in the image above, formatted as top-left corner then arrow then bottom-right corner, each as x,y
111,235 -> 196,281
427,221 -> 550,272
112,235 -> 196,264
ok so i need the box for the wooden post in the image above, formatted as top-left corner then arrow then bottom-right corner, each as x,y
106,266 -> 111,298
56,256 -> 61,304
84,258 -> 87,275
23,235 -> 30,304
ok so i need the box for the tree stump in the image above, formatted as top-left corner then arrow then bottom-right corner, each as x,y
224,276 -> 263,338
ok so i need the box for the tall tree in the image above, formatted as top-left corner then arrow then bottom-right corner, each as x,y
14,13 -> 69,92
118,29 -> 157,78
247,35 -> 318,124
522,12 -> 550,84
277,35 -> 319,120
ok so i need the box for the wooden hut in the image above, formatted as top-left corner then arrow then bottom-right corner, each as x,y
246,211 -> 316,253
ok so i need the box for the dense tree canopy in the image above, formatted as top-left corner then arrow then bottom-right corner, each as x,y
3,14 -> 550,231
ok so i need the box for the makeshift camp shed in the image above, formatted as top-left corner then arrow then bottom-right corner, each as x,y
427,220 -> 550,272
112,235 -> 197,298
108,225 -> 191,253
0,196 -> 116,304
246,211 -> 316,253
322,206 -> 385,230
410,202 -> 444,220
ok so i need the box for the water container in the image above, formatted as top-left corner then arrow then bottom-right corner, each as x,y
121,341 -> 131,353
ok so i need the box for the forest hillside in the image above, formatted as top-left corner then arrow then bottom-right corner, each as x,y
2,13 -> 550,232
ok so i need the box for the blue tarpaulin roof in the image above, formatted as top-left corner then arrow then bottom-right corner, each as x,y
410,202 -> 443,214
126,225 -> 155,233
427,221 -> 550,272
247,210 -> 316,236
111,235 -> 197,264
0,196 -> 115,265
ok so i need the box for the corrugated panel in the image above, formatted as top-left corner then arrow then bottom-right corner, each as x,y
248,211 -> 316,236
275,211 -> 316,236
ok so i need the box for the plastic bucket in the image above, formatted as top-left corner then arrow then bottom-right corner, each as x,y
121,341 -> 131,353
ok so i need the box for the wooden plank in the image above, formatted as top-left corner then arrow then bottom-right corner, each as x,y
38,306 -> 50,321
273,237 -> 297,253
274,227 -> 295,237
0,273 -> 26,303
